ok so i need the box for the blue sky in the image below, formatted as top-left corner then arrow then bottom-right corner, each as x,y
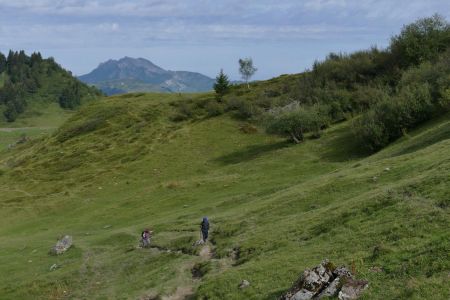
0,0 -> 449,80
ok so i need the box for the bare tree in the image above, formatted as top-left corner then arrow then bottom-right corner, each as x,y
238,58 -> 257,89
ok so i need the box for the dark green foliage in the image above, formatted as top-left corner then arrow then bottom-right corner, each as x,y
391,14 -> 450,68
213,69 -> 230,100
266,105 -> 330,143
0,53 -> 6,73
355,51 -> 450,151
59,81 -> 81,109
0,82 -> 26,122
205,100 -> 224,117
0,50 -> 102,122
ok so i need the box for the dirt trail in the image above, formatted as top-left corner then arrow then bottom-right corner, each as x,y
199,244 -> 212,260
161,286 -> 194,300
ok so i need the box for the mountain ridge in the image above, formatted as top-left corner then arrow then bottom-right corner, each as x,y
79,57 -> 214,95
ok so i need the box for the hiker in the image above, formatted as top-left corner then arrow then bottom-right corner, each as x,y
141,229 -> 152,248
200,217 -> 209,243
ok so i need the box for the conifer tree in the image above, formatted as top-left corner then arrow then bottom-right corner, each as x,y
213,69 -> 230,100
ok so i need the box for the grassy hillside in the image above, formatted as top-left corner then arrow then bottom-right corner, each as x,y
0,92 -> 448,299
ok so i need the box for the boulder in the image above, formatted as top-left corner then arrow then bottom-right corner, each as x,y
280,260 -> 367,300
239,280 -> 250,289
280,260 -> 335,300
50,235 -> 73,255
338,279 -> 369,300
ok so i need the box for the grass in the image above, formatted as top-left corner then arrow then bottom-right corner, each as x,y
0,92 -> 448,299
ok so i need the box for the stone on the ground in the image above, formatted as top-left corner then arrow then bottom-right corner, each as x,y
50,263 -> 58,271
280,260 -> 368,300
239,280 -> 250,289
50,235 -> 73,255
338,279 -> 369,300
316,277 -> 341,299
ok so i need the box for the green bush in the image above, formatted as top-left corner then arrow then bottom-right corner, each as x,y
266,105 -> 330,143
355,83 -> 435,151
205,100 -> 224,117
354,50 -> 450,151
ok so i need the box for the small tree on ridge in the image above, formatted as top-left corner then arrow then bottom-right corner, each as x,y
213,69 -> 230,100
239,58 -> 257,89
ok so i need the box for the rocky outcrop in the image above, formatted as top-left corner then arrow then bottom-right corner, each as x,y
239,280 -> 250,289
280,260 -> 368,300
49,235 -> 73,255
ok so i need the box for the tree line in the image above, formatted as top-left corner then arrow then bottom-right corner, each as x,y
210,15 -> 450,152
0,50 -> 102,122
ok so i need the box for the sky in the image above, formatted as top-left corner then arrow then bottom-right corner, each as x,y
0,0 -> 449,80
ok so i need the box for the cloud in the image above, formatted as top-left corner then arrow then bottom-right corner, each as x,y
0,0 -> 449,77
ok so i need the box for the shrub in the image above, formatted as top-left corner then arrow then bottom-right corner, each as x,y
390,14 -> 450,69
266,105 -> 330,143
205,100 -> 224,117
171,102 -> 194,122
354,83 -> 434,151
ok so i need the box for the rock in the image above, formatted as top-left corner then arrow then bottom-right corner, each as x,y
280,260 -> 368,300
316,277 -> 341,299
239,280 -> 250,289
334,266 -> 352,278
338,279 -> 369,300
384,167 -> 390,172
50,263 -> 58,271
103,225 -> 112,229
291,289 -> 314,300
369,266 -> 383,273
50,235 -> 73,255
280,259 -> 335,300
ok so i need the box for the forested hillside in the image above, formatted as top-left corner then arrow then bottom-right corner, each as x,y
0,51 -> 102,122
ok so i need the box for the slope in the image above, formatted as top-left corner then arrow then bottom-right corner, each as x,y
0,92 -> 448,299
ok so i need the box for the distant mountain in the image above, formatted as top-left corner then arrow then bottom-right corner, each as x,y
79,57 -> 214,95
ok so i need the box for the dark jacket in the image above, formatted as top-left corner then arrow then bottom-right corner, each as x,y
201,218 -> 209,232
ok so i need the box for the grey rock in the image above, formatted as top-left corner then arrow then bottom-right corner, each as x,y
280,260 -> 368,300
338,279 -> 369,300
317,277 -> 341,299
50,235 -> 73,255
239,280 -> 250,289
281,260 -> 335,300
333,266 -> 352,278
292,289 -> 314,300
369,266 -> 383,273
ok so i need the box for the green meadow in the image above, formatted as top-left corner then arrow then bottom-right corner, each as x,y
0,91 -> 448,299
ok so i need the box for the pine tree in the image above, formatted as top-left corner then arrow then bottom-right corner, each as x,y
213,69 -> 230,100
0,53 -> 6,73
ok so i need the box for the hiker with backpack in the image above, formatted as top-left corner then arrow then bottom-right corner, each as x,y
200,217 -> 209,243
141,229 -> 153,248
